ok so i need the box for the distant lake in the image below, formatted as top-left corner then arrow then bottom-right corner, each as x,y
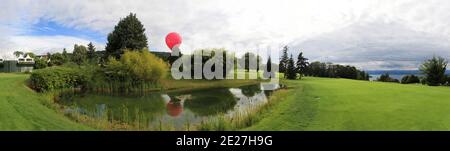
367,70 -> 422,81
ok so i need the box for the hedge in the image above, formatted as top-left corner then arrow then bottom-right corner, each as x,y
29,66 -> 87,92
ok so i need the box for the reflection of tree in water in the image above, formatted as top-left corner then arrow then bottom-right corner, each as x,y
240,84 -> 262,97
183,89 -> 236,116
57,92 -> 166,122
263,90 -> 274,97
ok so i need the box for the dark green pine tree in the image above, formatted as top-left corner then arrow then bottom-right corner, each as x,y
267,56 -> 272,72
295,52 -> 309,79
279,46 -> 289,77
286,54 -> 297,79
263,56 -> 275,78
105,13 -> 148,59
87,42 -> 96,60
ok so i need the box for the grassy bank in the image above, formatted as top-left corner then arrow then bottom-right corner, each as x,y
161,78 -> 260,92
248,77 -> 450,130
0,73 -> 262,130
0,73 -> 92,130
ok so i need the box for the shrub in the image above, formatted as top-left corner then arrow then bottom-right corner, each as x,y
29,66 -> 87,92
445,75 -> 450,86
104,50 -> 168,83
72,44 -> 88,65
94,50 -> 168,92
377,73 -> 399,83
121,50 -> 168,82
34,58 -> 48,69
401,75 -> 421,84
30,50 -> 168,93
48,53 -> 67,66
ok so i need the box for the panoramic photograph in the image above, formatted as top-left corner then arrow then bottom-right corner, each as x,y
1,0 -> 450,148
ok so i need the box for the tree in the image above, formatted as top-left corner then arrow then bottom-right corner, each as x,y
241,52 -> 261,72
306,61 -> 328,77
87,42 -> 96,60
24,52 -> 35,58
445,75 -> 450,86
105,13 -> 148,59
357,71 -> 370,81
105,49 -> 168,83
279,46 -> 289,77
285,54 -> 297,79
401,75 -> 420,84
263,56 -> 275,78
189,48 -> 234,79
295,52 -> 309,79
72,44 -> 88,65
62,48 -> 71,63
13,51 -> 24,57
377,73 -> 399,83
34,58 -> 48,69
420,56 -> 447,86
168,52 -> 182,66
49,53 -> 65,66
304,61 -> 370,81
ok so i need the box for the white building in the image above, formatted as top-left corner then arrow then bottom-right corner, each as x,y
0,54 -> 35,73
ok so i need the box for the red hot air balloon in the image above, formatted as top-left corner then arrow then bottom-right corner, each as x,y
165,32 -> 182,50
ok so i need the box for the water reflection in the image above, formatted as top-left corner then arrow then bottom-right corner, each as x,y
57,83 -> 279,130
162,94 -> 192,117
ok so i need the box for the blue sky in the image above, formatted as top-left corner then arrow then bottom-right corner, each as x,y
27,19 -> 106,44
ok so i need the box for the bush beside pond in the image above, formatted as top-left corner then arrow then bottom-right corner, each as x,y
29,66 -> 87,92
30,50 -> 169,93
88,50 -> 169,93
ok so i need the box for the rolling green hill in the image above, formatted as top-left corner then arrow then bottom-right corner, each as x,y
0,73 -> 91,130
248,77 -> 450,131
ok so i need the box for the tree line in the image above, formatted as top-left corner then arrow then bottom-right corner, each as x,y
278,46 -> 370,80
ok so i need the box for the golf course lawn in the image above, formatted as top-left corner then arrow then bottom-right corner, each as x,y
0,73 -> 92,130
4,72 -> 450,131
248,77 -> 450,131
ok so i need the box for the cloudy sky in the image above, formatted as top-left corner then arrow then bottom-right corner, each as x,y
1,0 -> 450,70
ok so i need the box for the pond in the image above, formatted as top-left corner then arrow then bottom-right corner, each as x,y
56,83 -> 279,130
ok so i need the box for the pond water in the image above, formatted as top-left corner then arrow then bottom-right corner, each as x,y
56,83 -> 279,130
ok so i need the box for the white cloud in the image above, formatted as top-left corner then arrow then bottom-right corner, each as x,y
1,0 -> 450,69
290,20 -> 450,70
14,36 -> 103,53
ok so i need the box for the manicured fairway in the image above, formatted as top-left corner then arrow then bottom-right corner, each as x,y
0,73 -> 91,130
248,77 -> 450,131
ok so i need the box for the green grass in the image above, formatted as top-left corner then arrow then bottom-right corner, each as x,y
161,79 -> 260,92
248,77 -> 450,131
0,73 -> 92,130
8,71 -> 450,131
0,72 -> 262,130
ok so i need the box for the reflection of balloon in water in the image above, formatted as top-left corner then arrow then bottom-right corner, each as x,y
165,32 -> 182,50
166,100 -> 183,117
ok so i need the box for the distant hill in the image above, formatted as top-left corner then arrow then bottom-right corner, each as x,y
367,70 -> 450,75
367,70 -> 421,75
366,70 -> 450,81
